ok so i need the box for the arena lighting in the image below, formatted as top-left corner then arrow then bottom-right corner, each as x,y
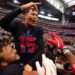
13,0 -> 20,4
68,2 -> 75,7
63,0 -> 75,7
40,11 -> 45,14
72,12 -> 75,15
47,13 -> 52,17
38,14 -> 59,21
46,0 -> 64,13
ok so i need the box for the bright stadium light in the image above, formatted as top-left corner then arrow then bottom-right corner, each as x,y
38,14 -> 59,21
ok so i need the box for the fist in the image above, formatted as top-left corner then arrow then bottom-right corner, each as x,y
24,64 -> 32,72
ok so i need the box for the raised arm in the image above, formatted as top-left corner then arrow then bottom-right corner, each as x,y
46,32 -> 75,74
0,2 -> 41,30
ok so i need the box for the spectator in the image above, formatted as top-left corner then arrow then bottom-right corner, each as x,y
0,2 -> 44,71
0,32 -> 23,75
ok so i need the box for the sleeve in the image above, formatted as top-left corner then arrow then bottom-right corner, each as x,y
28,27 -> 45,70
0,7 -> 23,32
71,63 -> 75,74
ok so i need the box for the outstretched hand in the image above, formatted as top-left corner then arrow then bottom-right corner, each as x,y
46,32 -> 65,49
21,2 -> 41,10
35,54 -> 57,75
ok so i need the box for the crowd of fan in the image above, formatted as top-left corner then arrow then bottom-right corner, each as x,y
0,25 -> 75,75
0,2 -> 75,75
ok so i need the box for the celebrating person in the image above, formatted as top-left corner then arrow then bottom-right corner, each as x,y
0,2 -> 45,71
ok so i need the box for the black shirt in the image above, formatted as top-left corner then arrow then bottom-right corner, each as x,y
0,64 -> 23,75
0,8 -> 44,70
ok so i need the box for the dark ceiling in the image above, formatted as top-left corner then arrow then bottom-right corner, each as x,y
0,0 -> 63,19
18,0 -> 63,19
0,0 -> 75,22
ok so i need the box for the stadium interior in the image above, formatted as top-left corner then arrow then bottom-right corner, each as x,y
0,0 -> 75,75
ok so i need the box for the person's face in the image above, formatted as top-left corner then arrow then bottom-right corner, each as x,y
24,9 -> 38,26
0,44 -> 20,62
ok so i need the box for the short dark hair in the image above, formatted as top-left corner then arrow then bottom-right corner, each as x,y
0,30 -> 13,62
0,38 -> 9,62
23,6 -> 39,15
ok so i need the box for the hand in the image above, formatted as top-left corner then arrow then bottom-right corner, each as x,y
21,2 -> 41,10
24,64 -> 32,72
23,70 -> 38,75
46,32 -> 65,49
35,54 -> 57,75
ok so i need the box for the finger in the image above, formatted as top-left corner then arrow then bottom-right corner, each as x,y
49,64 -> 57,75
33,2 -> 41,5
48,32 -> 54,37
48,60 -> 57,75
34,5 -> 38,12
54,37 -> 60,48
48,32 -> 57,40
36,61 -> 44,75
48,32 -> 58,39
30,5 -> 38,12
42,56 -> 57,75
42,54 -> 46,62
52,33 -> 60,39
48,33 -> 63,48
46,38 -> 56,44
43,64 -> 52,75
35,61 -> 42,70
42,55 -> 57,75
49,59 -> 56,70
46,37 -> 52,41
43,57 -> 56,70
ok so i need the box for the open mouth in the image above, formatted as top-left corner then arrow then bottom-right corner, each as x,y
15,54 -> 20,60
32,20 -> 37,24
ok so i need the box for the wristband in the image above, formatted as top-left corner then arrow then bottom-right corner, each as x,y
63,49 -> 70,54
